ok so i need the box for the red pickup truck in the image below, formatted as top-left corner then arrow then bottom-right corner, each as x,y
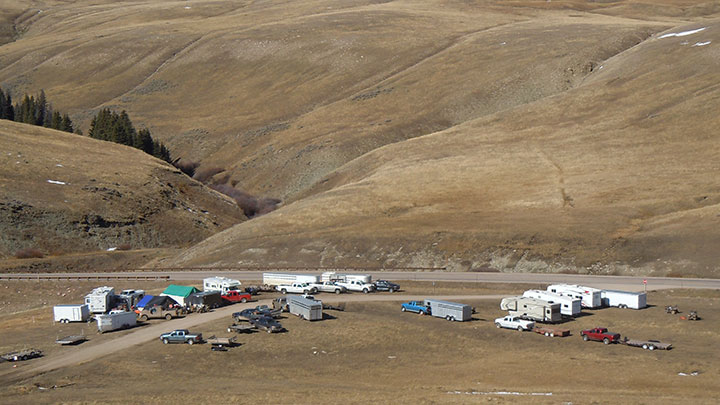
221,290 -> 252,304
580,327 -> 621,345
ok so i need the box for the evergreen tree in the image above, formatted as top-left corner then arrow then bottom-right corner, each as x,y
36,90 -> 47,126
51,111 -> 62,130
60,114 -> 73,133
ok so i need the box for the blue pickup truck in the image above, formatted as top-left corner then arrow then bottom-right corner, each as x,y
160,329 -> 203,345
401,301 -> 431,315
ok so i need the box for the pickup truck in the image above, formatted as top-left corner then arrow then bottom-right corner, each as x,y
221,290 -> 253,304
401,301 -> 430,315
336,280 -> 375,293
136,306 -> 185,321
580,327 -> 621,345
374,280 -> 400,292
276,283 -> 318,295
310,281 -> 347,294
160,329 -> 203,345
250,316 -> 284,333
494,315 -> 534,331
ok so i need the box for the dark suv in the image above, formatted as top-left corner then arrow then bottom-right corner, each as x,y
374,280 -> 400,292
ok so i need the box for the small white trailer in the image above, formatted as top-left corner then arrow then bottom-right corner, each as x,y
84,286 -> 115,313
424,299 -> 472,322
53,304 -> 90,323
522,289 -> 582,317
262,273 -> 320,286
546,284 -> 602,308
601,290 -> 647,309
203,277 -> 242,294
500,296 -> 562,323
95,311 -> 137,333
287,296 -> 323,321
321,272 -> 372,284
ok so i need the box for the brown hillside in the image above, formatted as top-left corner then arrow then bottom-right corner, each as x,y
0,120 -> 245,259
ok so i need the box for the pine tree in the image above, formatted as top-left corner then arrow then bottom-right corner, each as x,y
51,111 -> 62,130
36,90 -> 47,126
60,114 -> 73,133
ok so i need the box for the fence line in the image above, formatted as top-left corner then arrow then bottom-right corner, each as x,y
0,274 -> 171,281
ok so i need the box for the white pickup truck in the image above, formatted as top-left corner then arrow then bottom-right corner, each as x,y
495,315 -> 534,331
336,280 -> 375,293
310,281 -> 347,294
276,283 -> 318,295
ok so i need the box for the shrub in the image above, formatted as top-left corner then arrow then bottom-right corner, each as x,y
193,167 -> 225,183
15,248 -> 44,259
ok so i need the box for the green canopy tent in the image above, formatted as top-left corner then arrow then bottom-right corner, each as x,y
160,285 -> 199,306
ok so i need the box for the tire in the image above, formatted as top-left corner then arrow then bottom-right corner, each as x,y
165,314 -> 172,320
642,344 -> 648,350
518,326 -> 523,332
545,332 -> 550,337
649,345 -> 655,351
446,315 -> 451,321
583,334 -> 589,341
495,323 -> 501,328
187,339 -> 194,345
163,338 -> 169,345
241,298 -> 247,303
389,288 -> 394,293
550,333 -> 555,338
267,329 -> 272,334
363,288 -> 369,294
401,307 -> 406,312
450,316 -> 456,322
140,315 -> 148,322
303,290 -> 309,295
418,311 -> 424,316
603,338 -> 610,345
281,289 -> 287,294
335,289 -> 341,295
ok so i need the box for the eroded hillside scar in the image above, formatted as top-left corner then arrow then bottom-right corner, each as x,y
538,149 -> 573,208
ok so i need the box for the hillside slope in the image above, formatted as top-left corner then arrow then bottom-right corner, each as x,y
169,20 -> 720,277
0,120 -> 246,258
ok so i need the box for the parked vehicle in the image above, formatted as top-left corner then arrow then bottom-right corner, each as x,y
426,299 -> 472,322
522,289 -> 581,317
263,273 -> 319,286
374,280 -> 400,293
234,306 -> 282,321
1,348 -> 43,362
203,277 -> 242,294
55,335 -> 87,345
249,316 -> 284,333
276,283 -> 318,295
160,329 -> 203,344
621,337 -> 672,350
601,289 -> 647,309
533,326 -> 570,337
500,296 -> 562,323
227,323 -> 257,333
186,291 -> 223,312
547,284 -> 602,308
336,280 -> 375,293
495,315 -> 534,331
401,301 -> 431,315
580,327 -> 621,344
665,305 -> 679,314
84,286 -> 115,313
288,295 -> 323,321
321,272 -> 372,284
221,290 -> 253,303
136,306 -> 185,321
54,304 -> 91,323
96,310 -> 137,333
310,281 -> 347,294
205,335 -> 237,348
116,289 -> 145,308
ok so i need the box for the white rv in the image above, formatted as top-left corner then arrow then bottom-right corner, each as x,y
522,289 -> 582,317
601,290 -> 647,309
53,304 -> 90,323
321,272 -> 372,284
84,286 -> 115,313
500,296 -> 562,323
546,284 -> 602,308
262,273 -> 319,286
203,277 -> 242,294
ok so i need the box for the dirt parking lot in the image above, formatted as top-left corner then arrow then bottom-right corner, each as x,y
0,281 -> 718,403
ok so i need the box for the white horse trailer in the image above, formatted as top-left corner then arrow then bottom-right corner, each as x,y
522,290 -> 582,317
546,284 -> 602,308
601,290 -> 647,309
54,304 -> 90,323
262,273 -> 319,286
500,296 -> 562,323
288,296 -> 323,321
424,299 -> 472,322
321,272 -> 372,283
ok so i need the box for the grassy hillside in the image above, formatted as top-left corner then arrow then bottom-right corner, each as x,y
0,120 -> 245,259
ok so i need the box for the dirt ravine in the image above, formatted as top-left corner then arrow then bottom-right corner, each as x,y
0,294 -> 503,384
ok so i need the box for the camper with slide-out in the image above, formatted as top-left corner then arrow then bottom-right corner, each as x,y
547,284 -> 602,308
53,304 -> 90,323
263,272 -> 320,286
287,295 -> 323,321
522,289 -> 582,317
500,296 -> 561,323
601,289 -> 647,309
84,286 -> 115,313
424,299 -> 472,322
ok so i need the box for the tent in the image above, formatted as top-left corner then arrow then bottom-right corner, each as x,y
135,295 -> 154,309
160,285 -> 199,306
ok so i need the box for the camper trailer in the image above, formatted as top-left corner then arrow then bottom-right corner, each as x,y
53,304 -> 90,323
287,295 -> 323,321
601,290 -> 647,309
321,272 -> 372,284
95,311 -> 137,333
84,286 -> 115,313
500,296 -> 561,323
522,289 -> 582,317
424,299 -> 472,322
546,284 -> 602,308
203,277 -> 242,294
262,273 -> 320,286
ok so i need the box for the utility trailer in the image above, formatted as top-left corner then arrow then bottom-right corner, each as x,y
56,335 -> 87,345
533,326 -> 570,338
601,290 -> 647,309
288,295 -> 323,321
54,304 -> 91,323
522,290 -> 582,317
547,284 -> 602,308
425,299 -> 472,322
227,323 -> 257,333
262,272 -> 319,286
1,349 -> 43,362
95,311 -> 137,333
206,335 -> 237,348
501,296 -> 562,323
620,338 -> 672,351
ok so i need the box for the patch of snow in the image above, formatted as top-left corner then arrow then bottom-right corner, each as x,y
500,41 -> 507,45
47,180 -> 66,185
107,247 -> 117,251
693,41 -> 711,47
184,6 -> 191,9
659,27 -> 706,39
56,164 -> 63,167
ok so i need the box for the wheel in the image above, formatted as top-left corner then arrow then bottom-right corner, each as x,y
446,315 -> 451,321
603,338 -> 610,345
642,344 -> 648,350
418,311 -> 424,316
165,314 -> 172,320
389,288 -> 394,293
227,328 -> 232,333
281,289 -> 287,294
649,345 -> 655,351
267,329 -> 272,334
140,315 -> 148,322
363,288 -> 369,294
550,333 -> 555,337
545,332 -> 550,337
583,334 -> 589,341
188,339 -> 195,345
163,338 -> 169,345
518,326 -> 523,332
63,319 -> 69,324
335,289 -> 341,294
303,290 -> 309,295
450,316 -> 456,322
241,298 -> 247,303
401,307 -> 406,312
495,323 -> 501,328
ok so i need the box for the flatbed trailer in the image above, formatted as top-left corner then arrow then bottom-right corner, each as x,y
621,338 -> 672,350
206,336 -> 237,347
1,348 -> 43,362
56,335 -> 87,345
533,326 -> 570,337
227,323 -> 257,333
